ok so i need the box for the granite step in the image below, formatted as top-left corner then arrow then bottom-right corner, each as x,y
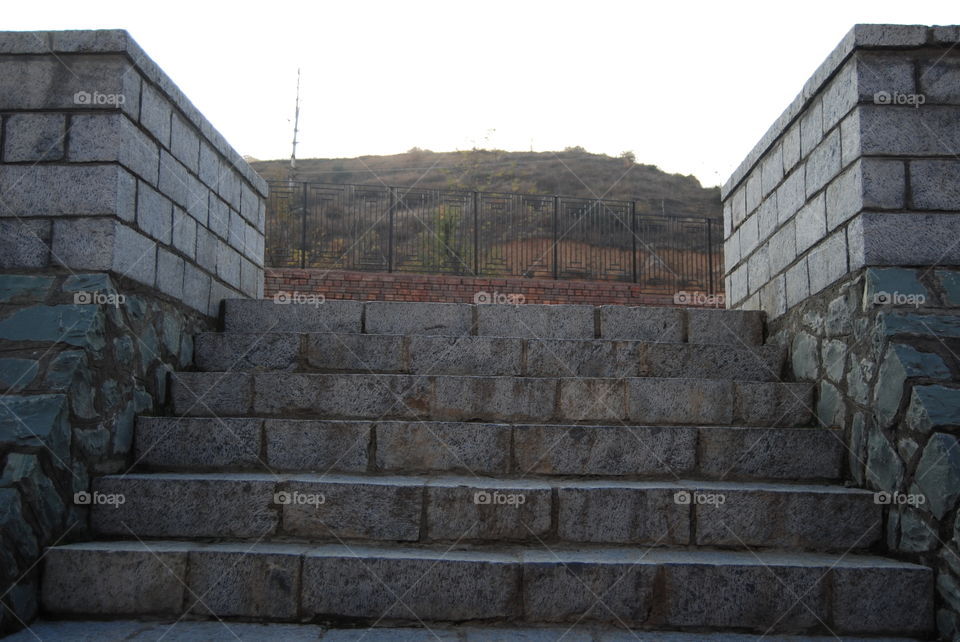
193,332 -> 785,380
8,620 -> 928,641
223,299 -> 764,344
169,373 -> 814,427
40,540 -> 933,635
88,473 -> 881,551
135,417 -> 845,482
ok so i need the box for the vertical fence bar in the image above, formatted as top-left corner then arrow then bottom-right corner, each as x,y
630,201 -> 638,283
387,187 -> 396,273
473,191 -> 480,276
300,182 -> 307,269
706,218 -> 715,295
552,195 -> 559,279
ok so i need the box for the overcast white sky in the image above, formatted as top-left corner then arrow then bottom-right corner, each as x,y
4,1 -> 957,187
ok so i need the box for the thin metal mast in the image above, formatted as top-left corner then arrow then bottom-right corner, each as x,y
289,68 -> 301,182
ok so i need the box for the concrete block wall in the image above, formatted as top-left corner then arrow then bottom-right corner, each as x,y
722,24 -> 960,320
0,29 -> 268,314
0,30 -> 266,633
721,24 -> 960,639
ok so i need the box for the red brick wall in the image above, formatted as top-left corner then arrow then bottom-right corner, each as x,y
265,268 -> 725,307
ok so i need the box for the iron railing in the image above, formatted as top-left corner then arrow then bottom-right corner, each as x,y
266,181 -> 722,294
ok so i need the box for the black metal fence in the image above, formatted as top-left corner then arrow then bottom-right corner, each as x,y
266,181 -> 722,294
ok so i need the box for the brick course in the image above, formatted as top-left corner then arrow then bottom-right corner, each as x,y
265,268 -> 722,307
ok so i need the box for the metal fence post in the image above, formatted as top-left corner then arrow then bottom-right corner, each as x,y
706,218 -> 715,295
388,187 -> 396,273
630,201 -> 637,283
552,195 -> 559,279
473,191 -> 480,276
300,182 -> 307,269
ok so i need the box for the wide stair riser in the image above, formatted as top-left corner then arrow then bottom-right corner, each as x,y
223,299 -> 764,344
135,418 -> 846,482
90,474 -> 881,551
170,373 -> 814,427
194,332 -> 785,381
41,542 -> 934,635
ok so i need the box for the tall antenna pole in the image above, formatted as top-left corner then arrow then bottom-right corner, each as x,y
289,68 -> 301,182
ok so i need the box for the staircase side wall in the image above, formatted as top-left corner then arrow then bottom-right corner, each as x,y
0,30 -> 266,633
721,24 -> 960,637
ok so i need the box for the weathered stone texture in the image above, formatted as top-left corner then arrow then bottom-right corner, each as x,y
0,26 -> 266,632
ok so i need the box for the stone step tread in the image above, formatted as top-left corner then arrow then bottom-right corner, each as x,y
43,539 -> 935,567
224,299 -> 764,344
193,331 -> 784,380
174,372 -> 803,383
6,620 -> 925,641
136,417 -> 844,481
40,540 -> 933,634
99,471 -> 871,494
195,331 -> 781,348
170,372 -> 814,427
90,473 -> 881,550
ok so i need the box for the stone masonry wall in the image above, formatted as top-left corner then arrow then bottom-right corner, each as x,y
0,273 -> 206,630
0,30 -> 267,633
765,267 -> 960,638
721,24 -> 960,639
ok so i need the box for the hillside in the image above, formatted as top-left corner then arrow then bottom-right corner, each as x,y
249,148 -> 720,219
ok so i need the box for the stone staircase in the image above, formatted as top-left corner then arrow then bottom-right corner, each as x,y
36,301 -> 934,637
